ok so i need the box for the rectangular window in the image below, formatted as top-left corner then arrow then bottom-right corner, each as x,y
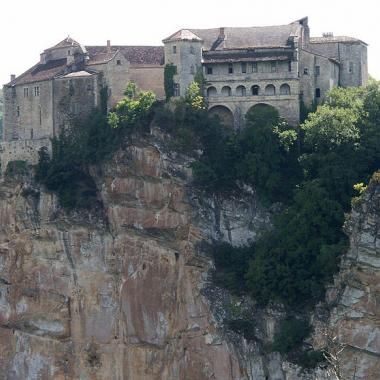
315,88 -> 321,98
17,106 -> 20,117
228,63 -> 233,74
349,62 -> 354,73
303,68 -> 309,75
190,46 -> 195,54
288,61 -> 292,72
241,62 -> 247,73
34,86 -> 40,96
315,66 -> 320,76
23,88 -> 29,97
172,45 -> 177,54
252,62 -> 258,73
271,62 -> 277,73
207,66 -> 213,75
173,83 -> 180,97
116,60 -> 121,65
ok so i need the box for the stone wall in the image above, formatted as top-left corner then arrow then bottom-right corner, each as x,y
310,41 -> 368,87
0,138 -> 51,174
164,40 -> 203,97
3,80 -> 54,141
208,92 -> 300,127
53,74 -> 98,135
129,65 -> 165,99
299,50 -> 339,106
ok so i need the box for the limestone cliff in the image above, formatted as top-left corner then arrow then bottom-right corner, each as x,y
0,135 -> 378,379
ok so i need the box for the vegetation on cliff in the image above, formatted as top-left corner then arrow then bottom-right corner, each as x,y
35,79 -> 380,364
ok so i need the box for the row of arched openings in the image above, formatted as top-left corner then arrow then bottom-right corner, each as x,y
207,84 -> 291,97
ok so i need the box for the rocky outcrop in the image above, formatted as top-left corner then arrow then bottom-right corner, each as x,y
319,179 -> 380,380
0,136 -> 379,379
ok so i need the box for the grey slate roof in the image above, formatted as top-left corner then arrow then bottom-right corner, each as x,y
310,36 -> 367,45
164,24 -> 300,50
86,46 -> 164,65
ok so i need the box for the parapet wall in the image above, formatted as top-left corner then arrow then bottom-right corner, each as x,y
0,138 -> 51,174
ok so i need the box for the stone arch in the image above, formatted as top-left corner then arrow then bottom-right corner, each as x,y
207,86 -> 217,97
236,85 -> 246,97
280,83 -> 291,95
221,86 -> 232,97
246,103 -> 279,126
264,84 -> 276,96
251,85 -> 260,96
209,105 -> 234,128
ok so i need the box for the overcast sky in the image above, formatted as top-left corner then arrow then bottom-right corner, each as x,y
1,0 -> 378,85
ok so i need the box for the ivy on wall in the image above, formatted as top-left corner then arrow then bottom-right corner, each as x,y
164,64 -> 177,100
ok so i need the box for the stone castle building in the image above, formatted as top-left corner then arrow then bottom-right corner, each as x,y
1,18 -> 367,169
163,17 -> 368,127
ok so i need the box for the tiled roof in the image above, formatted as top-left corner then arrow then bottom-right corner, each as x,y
167,24 -> 300,51
7,58 -> 67,86
60,71 -> 94,78
46,37 -> 81,51
163,29 -> 202,43
86,49 -> 118,65
310,36 -> 367,45
86,46 -> 164,65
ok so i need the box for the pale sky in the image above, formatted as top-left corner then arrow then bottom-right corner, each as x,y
1,0 -> 379,86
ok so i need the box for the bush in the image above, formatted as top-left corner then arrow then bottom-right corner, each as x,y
272,318 -> 310,354
5,160 -> 29,177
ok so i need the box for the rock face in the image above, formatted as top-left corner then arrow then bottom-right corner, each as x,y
320,180 -> 380,380
0,136 -> 378,379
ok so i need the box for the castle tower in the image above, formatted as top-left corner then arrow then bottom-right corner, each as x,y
163,30 -> 203,97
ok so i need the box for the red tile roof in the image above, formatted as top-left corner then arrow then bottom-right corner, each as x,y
7,58 -> 67,86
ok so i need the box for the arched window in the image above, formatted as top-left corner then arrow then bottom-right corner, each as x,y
221,86 -> 232,97
251,85 -> 260,96
207,86 -> 217,97
265,84 -> 276,96
280,84 -> 291,95
236,85 -> 246,97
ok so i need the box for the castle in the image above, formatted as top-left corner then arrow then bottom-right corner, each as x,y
1,17 -> 367,169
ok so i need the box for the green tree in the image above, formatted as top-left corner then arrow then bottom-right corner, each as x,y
246,180 -> 347,306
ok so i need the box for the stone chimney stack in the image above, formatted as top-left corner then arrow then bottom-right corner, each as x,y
107,40 -> 111,53
219,27 -> 225,40
10,74 -> 16,82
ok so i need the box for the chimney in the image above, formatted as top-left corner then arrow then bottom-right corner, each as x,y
107,40 -> 111,53
10,74 -> 16,82
219,27 -> 225,40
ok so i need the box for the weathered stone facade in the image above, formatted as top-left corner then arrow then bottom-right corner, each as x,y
163,17 -> 367,127
2,38 -> 165,144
